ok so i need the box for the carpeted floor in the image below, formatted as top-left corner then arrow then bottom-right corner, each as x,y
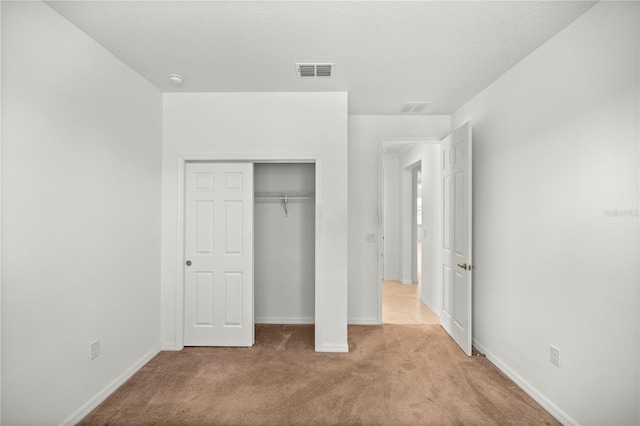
79,324 -> 559,425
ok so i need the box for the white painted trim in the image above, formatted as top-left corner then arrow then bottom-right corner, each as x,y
174,153 -> 323,351
175,155 -> 186,350
313,155 -> 324,352
379,137 -> 441,145
472,340 -> 578,426
255,317 -> 315,325
420,296 -> 441,317
376,139 -> 383,326
637,4 -> 640,420
348,317 -> 379,325
400,166 -> 413,289
0,4 -> 3,420
161,343 -> 180,351
318,343 -> 349,353
61,345 -> 161,426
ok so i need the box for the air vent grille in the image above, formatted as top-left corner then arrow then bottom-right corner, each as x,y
395,102 -> 432,115
296,63 -> 334,78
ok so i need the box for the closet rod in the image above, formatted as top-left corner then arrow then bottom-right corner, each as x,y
254,191 -> 315,201
254,196 -> 315,201
254,192 -> 315,218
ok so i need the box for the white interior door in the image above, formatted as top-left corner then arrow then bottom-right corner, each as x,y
184,162 -> 254,346
441,122 -> 473,355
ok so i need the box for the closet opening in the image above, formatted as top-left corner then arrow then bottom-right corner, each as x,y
254,163 -> 316,325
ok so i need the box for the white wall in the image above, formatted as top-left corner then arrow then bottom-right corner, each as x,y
348,116 -> 450,323
453,2 -> 639,424
1,2 -> 162,424
161,92 -> 348,352
254,163 -> 315,324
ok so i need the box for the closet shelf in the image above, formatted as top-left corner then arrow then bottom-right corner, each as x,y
254,191 -> 315,201
254,191 -> 315,218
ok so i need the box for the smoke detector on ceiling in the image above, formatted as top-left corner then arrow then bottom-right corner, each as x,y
168,74 -> 184,86
296,63 -> 335,78
395,102 -> 432,115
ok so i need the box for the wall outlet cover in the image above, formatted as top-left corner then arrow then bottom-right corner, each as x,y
550,345 -> 560,367
90,340 -> 100,360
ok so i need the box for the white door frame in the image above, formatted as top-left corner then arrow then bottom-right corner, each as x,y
411,165 -> 421,284
401,161 -> 419,285
377,138 -> 439,324
174,152 -> 322,349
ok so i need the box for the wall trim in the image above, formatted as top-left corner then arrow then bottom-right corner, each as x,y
61,344 -> 161,426
161,343 -> 182,351
472,339 -> 578,426
255,317 -> 315,324
317,343 -> 349,353
348,317 -> 379,325
400,280 -> 413,285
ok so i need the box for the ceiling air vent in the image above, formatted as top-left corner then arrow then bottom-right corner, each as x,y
296,63 -> 335,78
395,102 -> 432,115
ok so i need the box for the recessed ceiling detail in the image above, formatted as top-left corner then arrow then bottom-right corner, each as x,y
395,102 -> 432,115
296,63 -> 334,78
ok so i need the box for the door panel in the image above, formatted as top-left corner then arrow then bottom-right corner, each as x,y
224,201 -> 243,254
224,272 -> 243,326
443,176 -> 451,251
443,265 -> 451,316
441,122 -> 472,355
185,162 -> 254,347
195,201 -> 214,253
195,272 -> 214,325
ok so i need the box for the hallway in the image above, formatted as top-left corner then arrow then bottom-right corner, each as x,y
382,280 -> 439,324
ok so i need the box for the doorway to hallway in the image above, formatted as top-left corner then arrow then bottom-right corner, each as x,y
380,146 -> 438,325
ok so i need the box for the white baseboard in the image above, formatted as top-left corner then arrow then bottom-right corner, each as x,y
401,280 -> 413,285
255,317 -> 314,324
61,344 -> 161,426
316,343 -> 349,353
161,343 -> 181,351
348,317 -> 379,325
472,340 -> 577,426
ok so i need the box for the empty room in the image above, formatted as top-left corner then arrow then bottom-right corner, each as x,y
2,1 -> 638,425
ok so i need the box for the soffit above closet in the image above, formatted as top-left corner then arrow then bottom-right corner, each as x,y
44,1 -> 596,115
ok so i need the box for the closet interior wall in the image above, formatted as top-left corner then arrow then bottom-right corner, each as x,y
254,163 -> 315,324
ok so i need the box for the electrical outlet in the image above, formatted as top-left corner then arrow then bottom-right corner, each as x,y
550,345 -> 560,367
90,340 -> 100,360
366,233 -> 377,243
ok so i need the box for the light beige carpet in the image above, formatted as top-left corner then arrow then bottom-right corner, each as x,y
80,324 -> 559,425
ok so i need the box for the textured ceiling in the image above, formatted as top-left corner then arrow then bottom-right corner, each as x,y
45,1 -> 596,115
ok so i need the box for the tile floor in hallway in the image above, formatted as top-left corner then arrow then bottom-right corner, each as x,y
382,280 -> 440,324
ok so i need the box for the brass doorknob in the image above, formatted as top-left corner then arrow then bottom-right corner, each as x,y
457,263 -> 468,270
